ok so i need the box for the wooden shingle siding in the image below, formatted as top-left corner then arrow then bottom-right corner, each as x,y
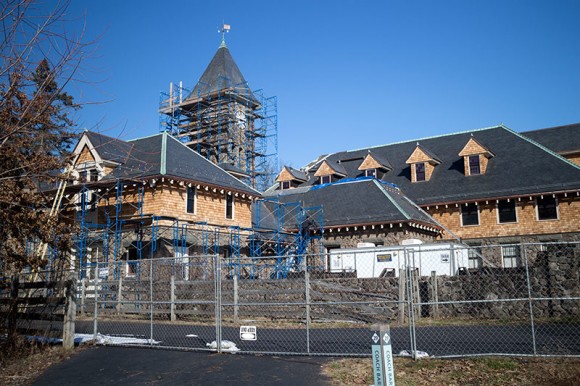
427,196 -> 580,240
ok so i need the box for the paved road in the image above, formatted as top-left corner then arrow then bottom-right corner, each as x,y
75,320 -> 580,357
34,346 -> 331,386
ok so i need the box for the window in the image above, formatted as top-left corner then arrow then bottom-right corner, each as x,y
226,194 -> 234,219
186,186 -> 196,214
497,200 -> 517,223
320,175 -> 331,184
461,203 -> 479,226
468,155 -> 480,175
501,244 -> 520,268
415,163 -> 426,182
281,181 -> 291,190
468,245 -> 482,269
365,169 -> 377,178
537,196 -> 558,220
88,169 -> 99,182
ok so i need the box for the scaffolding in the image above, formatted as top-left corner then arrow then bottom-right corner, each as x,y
158,78 -> 278,192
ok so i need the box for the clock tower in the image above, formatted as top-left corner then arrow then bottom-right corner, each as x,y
159,28 -> 277,191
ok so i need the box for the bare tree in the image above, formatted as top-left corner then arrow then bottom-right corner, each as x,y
0,0 -> 89,274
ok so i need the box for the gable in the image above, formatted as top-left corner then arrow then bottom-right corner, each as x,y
277,167 -> 298,182
405,145 -> 440,165
314,161 -> 346,177
75,144 -> 96,166
358,153 -> 390,171
458,137 -> 494,157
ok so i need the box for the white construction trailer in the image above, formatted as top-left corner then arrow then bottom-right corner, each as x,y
328,241 -> 469,278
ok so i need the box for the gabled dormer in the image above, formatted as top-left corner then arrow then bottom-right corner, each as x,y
358,151 -> 392,178
405,143 -> 441,182
276,166 -> 307,190
314,160 -> 347,184
458,135 -> 495,176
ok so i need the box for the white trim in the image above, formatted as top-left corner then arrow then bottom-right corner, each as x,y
460,202 -> 480,227
500,244 -> 520,268
535,196 -> 559,221
496,199 -> 518,224
72,133 -> 104,166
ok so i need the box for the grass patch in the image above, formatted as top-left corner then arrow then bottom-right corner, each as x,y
322,356 -> 580,386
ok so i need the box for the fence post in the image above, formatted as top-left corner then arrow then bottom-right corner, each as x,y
430,271 -> 439,319
523,245 -> 537,355
233,275 -> 239,324
413,269 -> 421,320
170,274 -> 176,322
305,267 -> 311,354
8,275 -> 19,340
397,269 -> 406,325
116,272 -> 123,314
80,278 -> 86,316
93,274 -> 99,341
63,277 -> 77,350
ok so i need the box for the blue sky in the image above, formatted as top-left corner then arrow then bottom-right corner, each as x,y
63,0 -> 580,168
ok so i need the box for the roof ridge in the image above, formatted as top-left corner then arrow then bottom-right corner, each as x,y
86,130 -> 131,143
505,127 -> 580,170
127,132 -> 164,142
372,179 -> 410,220
343,124 -> 505,155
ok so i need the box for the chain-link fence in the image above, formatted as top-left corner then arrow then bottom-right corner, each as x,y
75,241 -> 580,358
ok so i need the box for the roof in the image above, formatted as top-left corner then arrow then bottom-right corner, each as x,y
284,125 -> 580,205
98,132 -> 260,196
521,123 -> 580,155
266,178 -> 440,229
285,166 -> 307,181
189,45 -> 257,104
85,131 -> 134,163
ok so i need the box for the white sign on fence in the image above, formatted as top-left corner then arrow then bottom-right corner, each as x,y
240,326 -> 257,341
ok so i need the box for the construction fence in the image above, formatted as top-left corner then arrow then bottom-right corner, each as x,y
71,241 -> 580,358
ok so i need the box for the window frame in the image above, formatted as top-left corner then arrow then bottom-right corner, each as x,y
415,162 -> 426,182
460,203 -> 480,227
501,244 -> 520,268
497,199 -> 517,224
320,175 -> 331,184
467,245 -> 482,269
536,196 -> 559,221
280,181 -> 291,190
225,193 -> 234,220
186,186 -> 196,214
468,155 -> 481,175
365,169 -> 377,178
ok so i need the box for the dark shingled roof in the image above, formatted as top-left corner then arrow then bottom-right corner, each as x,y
85,131 -> 133,163
268,179 -> 440,228
189,45 -> 256,103
365,151 -> 393,170
99,132 -> 260,196
285,166 -> 307,181
283,125 -> 580,206
521,123 -> 580,155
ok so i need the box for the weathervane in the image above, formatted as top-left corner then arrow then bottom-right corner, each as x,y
218,22 -> 231,47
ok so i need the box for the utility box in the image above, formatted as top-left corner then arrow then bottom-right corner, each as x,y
329,242 -> 468,278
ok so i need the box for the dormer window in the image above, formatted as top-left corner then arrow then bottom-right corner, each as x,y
314,160 -> 346,185
405,144 -> 441,183
459,135 -> 494,176
415,163 -> 426,182
276,166 -> 307,190
358,151 -> 392,179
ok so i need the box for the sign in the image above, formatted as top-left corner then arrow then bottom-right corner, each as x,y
377,253 -> 393,262
440,253 -> 450,263
240,326 -> 257,341
371,332 -> 385,386
381,327 -> 396,386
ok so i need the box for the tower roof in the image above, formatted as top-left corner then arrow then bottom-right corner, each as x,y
189,45 -> 257,104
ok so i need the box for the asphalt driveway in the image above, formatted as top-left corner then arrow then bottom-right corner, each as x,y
33,346 -> 331,385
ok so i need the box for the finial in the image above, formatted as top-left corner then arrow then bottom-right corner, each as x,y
218,23 -> 230,48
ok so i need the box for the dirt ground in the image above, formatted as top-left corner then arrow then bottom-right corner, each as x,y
323,356 -> 580,385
